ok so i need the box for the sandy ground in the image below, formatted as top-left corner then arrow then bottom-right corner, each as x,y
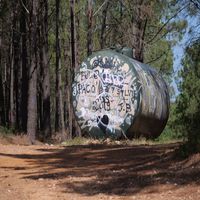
0,139 -> 200,200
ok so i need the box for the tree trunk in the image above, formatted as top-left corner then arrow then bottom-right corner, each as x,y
87,0 -> 93,56
70,0 -> 81,138
100,1 -> 109,49
0,68 -> 5,125
4,60 -> 9,126
13,4 -> 21,131
27,0 -> 39,144
10,40 -> 15,129
75,0 -> 80,66
70,0 -> 78,69
41,0 -> 51,140
132,21 -> 144,62
0,25 -> 5,125
20,0 -> 28,132
37,7 -> 43,133
63,45 -> 73,139
131,0 -> 147,62
55,0 -> 66,140
10,5 -> 17,129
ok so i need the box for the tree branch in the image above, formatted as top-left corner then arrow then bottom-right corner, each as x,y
20,0 -> 30,14
147,4 -> 189,44
93,0 -> 108,16
190,0 -> 200,10
146,49 -> 169,65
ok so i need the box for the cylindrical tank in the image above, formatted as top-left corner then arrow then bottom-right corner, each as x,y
72,49 -> 170,139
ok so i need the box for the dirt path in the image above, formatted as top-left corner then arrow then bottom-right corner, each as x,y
0,142 -> 200,200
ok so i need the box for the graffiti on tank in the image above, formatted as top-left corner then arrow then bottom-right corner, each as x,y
133,60 -> 169,119
72,55 -> 141,135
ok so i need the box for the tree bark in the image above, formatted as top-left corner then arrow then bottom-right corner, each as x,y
87,0 -> 93,56
10,38 -> 15,129
75,0 -> 80,66
10,4 -> 17,129
100,0 -> 109,49
131,0 -> 147,62
0,67 -> 5,125
20,0 -> 28,132
13,2 -> 21,131
41,0 -> 51,140
0,17 -> 9,126
70,0 -> 81,138
64,45 -> 73,139
55,0 -> 66,140
27,0 -> 39,144
70,0 -> 78,69
4,60 -> 9,126
0,24 -> 5,125
132,22 -> 144,62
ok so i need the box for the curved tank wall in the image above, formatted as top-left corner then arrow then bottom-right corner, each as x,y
72,49 -> 170,139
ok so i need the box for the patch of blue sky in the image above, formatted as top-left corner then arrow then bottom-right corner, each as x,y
172,13 -> 199,101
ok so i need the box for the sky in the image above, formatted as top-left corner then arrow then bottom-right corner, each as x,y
172,14 -> 199,100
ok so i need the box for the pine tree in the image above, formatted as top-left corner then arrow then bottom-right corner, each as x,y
27,0 -> 39,144
175,39 -> 200,153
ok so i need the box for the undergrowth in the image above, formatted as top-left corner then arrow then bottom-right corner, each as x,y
0,126 -> 14,136
60,136 -> 182,147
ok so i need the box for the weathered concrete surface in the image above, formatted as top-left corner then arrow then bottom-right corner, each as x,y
72,50 -> 169,139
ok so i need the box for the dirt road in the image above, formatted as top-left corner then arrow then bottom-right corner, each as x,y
0,142 -> 200,200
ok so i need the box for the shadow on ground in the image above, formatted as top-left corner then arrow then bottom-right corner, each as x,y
0,143 -> 200,196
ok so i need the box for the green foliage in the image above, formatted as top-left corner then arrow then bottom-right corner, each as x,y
156,103 -> 184,142
156,127 -> 183,143
175,39 -> 200,153
0,126 -> 14,135
144,40 -> 173,76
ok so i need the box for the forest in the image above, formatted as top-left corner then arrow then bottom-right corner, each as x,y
0,0 -> 200,153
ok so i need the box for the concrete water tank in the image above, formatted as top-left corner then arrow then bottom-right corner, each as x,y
72,49 -> 170,139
